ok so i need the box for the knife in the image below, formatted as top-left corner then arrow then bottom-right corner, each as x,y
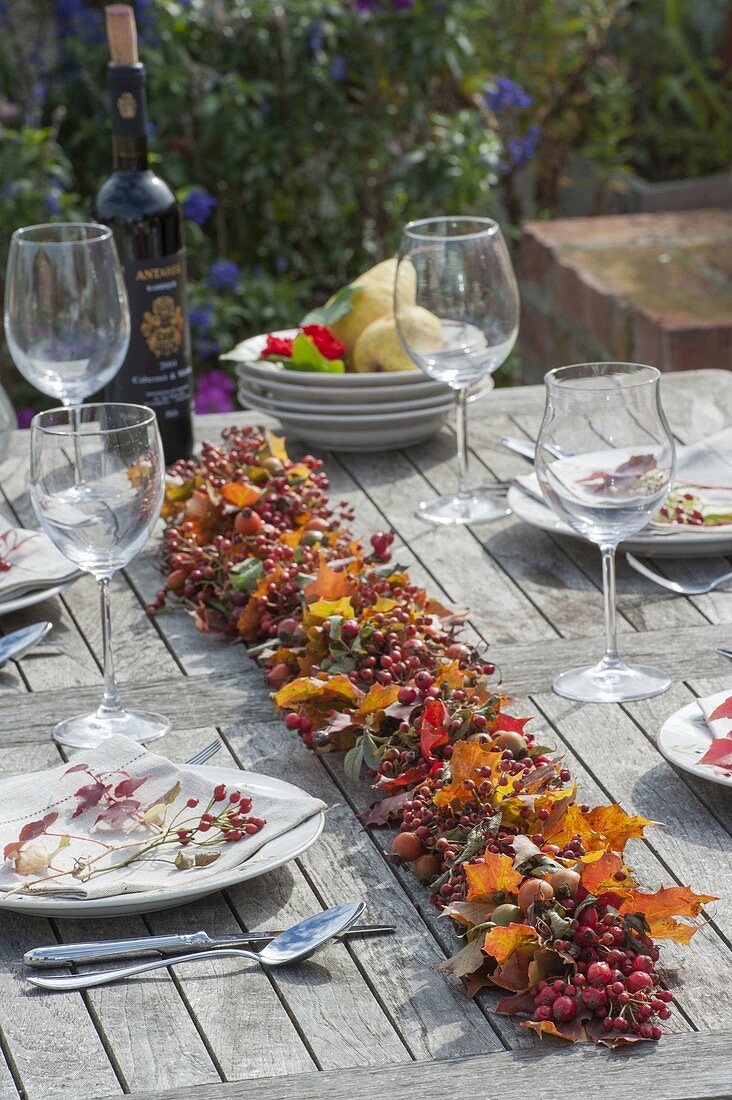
24,924 -> 396,968
499,435 -> 536,462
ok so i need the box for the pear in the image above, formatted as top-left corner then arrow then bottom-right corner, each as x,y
329,258 -> 416,356
352,306 -> 442,373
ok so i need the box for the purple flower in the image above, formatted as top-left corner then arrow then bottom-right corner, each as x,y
329,55 -> 347,82
392,0 -> 414,9
189,305 -> 214,331
16,407 -> 35,429
194,338 -> 221,361
307,19 -> 325,55
195,369 -> 235,415
259,101 -> 272,116
505,124 -> 541,168
484,77 -> 533,115
205,261 -> 240,292
44,188 -> 62,216
182,187 -> 217,226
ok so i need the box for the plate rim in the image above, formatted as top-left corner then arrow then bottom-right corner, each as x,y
658,700 -> 732,788
0,574 -> 81,618
0,763 -> 326,917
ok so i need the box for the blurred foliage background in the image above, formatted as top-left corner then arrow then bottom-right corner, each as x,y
0,0 -> 730,414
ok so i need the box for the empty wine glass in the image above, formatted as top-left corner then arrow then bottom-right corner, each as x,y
30,403 -> 169,748
535,363 -> 676,703
395,217 -> 519,525
4,223 -> 130,407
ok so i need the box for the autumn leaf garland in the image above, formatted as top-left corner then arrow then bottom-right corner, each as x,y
155,426 -> 716,1047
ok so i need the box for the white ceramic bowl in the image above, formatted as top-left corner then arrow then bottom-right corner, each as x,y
224,330 -> 446,389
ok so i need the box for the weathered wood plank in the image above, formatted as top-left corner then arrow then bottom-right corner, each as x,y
98,1025 -> 732,1100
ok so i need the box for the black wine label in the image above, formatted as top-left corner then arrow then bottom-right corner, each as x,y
108,64 -> 147,138
114,248 -> 193,423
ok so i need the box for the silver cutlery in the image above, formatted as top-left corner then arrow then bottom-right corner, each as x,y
184,739 -> 222,766
715,647 -> 732,663
625,554 -> 732,596
24,920 -> 395,968
0,622 -> 53,670
27,900 -> 365,991
499,435 -> 536,461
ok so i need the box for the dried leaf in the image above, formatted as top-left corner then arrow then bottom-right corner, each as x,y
194,851 -> 220,868
698,737 -> 732,769
465,851 -> 522,904
419,698 -> 449,761
72,782 -> 110,819
362,789 -> 410,826
437,935 -> 487,979
17,812 -> 58,847
483,922 -> 540,967
583,803 -> 659,849
355,682 -> 400,719
580,851 -> 634,895
439,900 -> 494,927
707,696 -> 732,722
114,776 -> 150,799
162,781 -> 182,806
95,798 -> 143,827
307,596 -> 354,621
618,886 -> 718,942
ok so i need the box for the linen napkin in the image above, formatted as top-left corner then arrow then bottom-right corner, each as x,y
515,428 -> 732,534
695,691 -> 732,770
0,734 -> 325,899
0,515 -> 79,601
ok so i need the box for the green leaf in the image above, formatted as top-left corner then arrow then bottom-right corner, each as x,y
362,732 -> 381,771
282,333 -> 345,374
300,285 -> 361,327
230,558 -> 265,591
344,740 -> 365,782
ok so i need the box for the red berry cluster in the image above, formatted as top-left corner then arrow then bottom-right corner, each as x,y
176,784 -> 265,847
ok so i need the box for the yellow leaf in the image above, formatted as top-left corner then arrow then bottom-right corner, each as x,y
307,597 -> 355,621
264,429 -> 288,461
584,803 -> 659,850
434,741 -> 501,807
579,851 -> 634,895
354,682 -> 400,719
273,674 -> 359,710
220,482 -> 262,508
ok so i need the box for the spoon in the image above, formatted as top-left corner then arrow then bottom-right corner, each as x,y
0,622 -> 52,670
27,900 -> 365,992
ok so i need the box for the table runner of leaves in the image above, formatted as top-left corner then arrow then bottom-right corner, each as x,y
154,425 -> 715,1047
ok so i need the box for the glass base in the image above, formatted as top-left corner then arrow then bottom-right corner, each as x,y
417,488 -> 510,526
552,658 -> 671,704
53,706 -> 171,750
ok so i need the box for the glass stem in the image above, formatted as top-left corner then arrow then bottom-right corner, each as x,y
98,575 -> 123,714
600,545 -> 620,668
456,387 -> 470,499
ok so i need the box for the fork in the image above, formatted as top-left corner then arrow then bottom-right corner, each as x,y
184,739 -> 222,766
625,553 -> 732,596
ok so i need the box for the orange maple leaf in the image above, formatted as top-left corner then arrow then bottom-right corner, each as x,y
579,851 -> 634,895
583,803 -> 659,850
353,683 -> 400,720
434,660 -> 465,690
433,740 -> 500,807
220,482 -> 262,508
619,886 -> 718,943
303,556 -> 354,604
465,851 -> 522,904
483,922 -> 540,967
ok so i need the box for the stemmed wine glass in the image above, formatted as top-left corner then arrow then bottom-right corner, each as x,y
535,363 -> 676,703
4,223 -> 130,406
30,403 -> 169,748
395,217 -> 519,525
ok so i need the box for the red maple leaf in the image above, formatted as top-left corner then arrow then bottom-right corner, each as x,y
419,698 -> 449,761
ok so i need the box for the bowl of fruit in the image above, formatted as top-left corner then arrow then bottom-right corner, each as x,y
222,259 -> 491,451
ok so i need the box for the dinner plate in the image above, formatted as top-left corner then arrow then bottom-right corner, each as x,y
0,764 -> 325,918
0,575 -> 81,618
236,367 -> 451,405
237,381 -> 455,417
507,485 -> 732,559
658,701 -> 732,788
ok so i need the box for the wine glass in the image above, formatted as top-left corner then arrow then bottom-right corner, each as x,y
4,223 -> 130,407
30,403 -> 169,748
395,217 -> 519,525
535,363 -> 676,703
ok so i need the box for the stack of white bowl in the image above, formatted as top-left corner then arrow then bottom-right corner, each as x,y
227,330 -> 491,452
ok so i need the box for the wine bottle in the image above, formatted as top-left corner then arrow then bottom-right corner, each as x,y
93,3 -> 193,464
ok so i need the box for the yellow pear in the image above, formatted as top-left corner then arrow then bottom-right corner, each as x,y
352,307 -> 442,373
329,258 -> 416,356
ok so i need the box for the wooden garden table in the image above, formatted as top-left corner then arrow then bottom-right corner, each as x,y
0,368 -> 730,1100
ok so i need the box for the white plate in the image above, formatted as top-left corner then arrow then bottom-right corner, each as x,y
245,402 -> 450,451
236,365 -> 450,405
226,330 -> 442,388
507,485 -> 732,559
0,575 -> 81,618
238,382 -> 455,417
658,701 -> 732,788
0,764 -> 325,918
